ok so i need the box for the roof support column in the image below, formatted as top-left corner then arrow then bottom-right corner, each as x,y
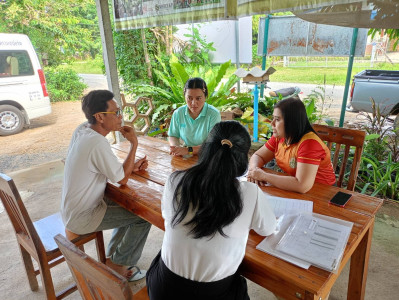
95,0 -> 121,109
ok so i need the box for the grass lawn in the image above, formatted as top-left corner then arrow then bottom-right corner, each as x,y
67,58 -> 103,74
227,61 -> 398,86
69,56 -> 397,86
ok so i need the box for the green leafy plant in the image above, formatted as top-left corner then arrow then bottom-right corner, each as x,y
45,66 -> 87,102
131,55 -> 239,127
175,25 -> 216,67
356,98 -> 399,162
303,79 -> 335,126
353,97 -> 399,201
357,152 -> 399,200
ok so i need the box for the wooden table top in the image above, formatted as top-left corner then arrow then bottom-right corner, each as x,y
106,136 -> 383,300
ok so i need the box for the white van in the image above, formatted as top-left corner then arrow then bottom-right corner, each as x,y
0,33 -> 51,136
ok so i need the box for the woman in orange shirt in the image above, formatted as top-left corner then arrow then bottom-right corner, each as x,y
248,97 -> 335,193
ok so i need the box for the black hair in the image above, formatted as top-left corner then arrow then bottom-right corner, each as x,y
81,90 -> 114,124
171,121 -> 251,239
274,96 -> 315,144
183,77 -> 208,98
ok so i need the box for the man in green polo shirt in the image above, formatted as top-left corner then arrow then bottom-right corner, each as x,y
168,78 -> 221,156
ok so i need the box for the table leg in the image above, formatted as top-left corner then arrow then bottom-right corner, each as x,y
347,217 -> 375,300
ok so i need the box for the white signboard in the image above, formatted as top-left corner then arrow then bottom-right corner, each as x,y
175,17 -> 252,64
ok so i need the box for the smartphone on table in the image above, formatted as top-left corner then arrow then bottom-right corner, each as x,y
329,191 -> 352,207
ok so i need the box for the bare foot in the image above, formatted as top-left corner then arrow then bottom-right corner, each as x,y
105,258 -> 132,278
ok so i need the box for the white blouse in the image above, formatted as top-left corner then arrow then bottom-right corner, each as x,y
161,174 -> 277,282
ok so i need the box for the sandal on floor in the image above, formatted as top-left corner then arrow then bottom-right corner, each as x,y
127,266 -> 146,282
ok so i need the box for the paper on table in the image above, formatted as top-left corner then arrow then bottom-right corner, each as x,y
256,195 -> 313,268
276,212 -> 353,272
256,214 -> 311,269
266,195 -> 313,217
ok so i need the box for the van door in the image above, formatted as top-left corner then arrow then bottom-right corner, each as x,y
0,49 -> 50,135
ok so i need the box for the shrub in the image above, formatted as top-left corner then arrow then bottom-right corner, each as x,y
45,66 -> 87,102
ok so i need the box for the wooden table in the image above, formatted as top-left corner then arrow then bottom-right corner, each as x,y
105,136 -> 383,300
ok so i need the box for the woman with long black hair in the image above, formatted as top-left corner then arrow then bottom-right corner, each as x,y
146,121 -> 276,300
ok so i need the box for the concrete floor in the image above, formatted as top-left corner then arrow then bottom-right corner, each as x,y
0,160 -> 398,299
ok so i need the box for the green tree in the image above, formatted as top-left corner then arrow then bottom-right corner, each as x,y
114,27 -> 172,89
0,0 -> 100,66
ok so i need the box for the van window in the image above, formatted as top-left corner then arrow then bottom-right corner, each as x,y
0,50 -> 34,77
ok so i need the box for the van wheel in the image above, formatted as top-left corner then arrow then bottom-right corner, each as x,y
0,105 -> 25,136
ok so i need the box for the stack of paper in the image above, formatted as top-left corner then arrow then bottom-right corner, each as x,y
276,213 -> 353,272
257,195 -> 353,272
256,195 -> 314,269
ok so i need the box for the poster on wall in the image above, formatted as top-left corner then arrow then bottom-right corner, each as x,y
174,16 -> 252,64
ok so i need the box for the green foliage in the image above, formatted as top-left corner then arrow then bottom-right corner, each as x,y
175,25 -> 216,67
114,30 -> 150,87
354,98 -> 399,201
0,1 -> 101,66
67,55 -> 104,74
114,28 -> 171,89
357,152 -> 399,200
356,98 -> 399,162
131,55 -> 239,127
303,81 -> 335,125
45,66 -> 87,102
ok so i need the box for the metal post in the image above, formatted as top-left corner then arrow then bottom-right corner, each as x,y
235,20 -> 240,92
339,27 -> 358,127
260,15 -> 270,98
253,84 -> 259,142
95,0 -> 122,142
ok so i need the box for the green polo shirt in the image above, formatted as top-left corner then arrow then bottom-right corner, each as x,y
168,103 -> 221,146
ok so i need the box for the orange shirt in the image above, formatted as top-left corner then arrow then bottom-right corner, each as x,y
265,132 -> 336,186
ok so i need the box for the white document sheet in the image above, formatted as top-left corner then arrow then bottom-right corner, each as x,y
276,212 -> 353,272
256,214 -> 312,269
266,195 -> 313,217
256,195 -> 314,269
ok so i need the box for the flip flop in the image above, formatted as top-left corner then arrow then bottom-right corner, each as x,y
127,266 -> 147,282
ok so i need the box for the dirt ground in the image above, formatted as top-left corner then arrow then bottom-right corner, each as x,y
0,102 -> 86,173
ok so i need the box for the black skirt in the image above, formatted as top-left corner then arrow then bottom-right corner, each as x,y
146,251 -> 250,300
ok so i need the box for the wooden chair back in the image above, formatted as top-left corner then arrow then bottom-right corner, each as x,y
54,234 -> 133,300
0,173 -> 45,254
312,124 -> 366,190
0,172 -> 106,299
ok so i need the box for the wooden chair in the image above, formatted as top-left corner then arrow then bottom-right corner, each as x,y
54,234 -> 149,300
0,173 -> 106,299
312,124 -> 366,191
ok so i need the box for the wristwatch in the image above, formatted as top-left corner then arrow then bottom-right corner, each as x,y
187,146 -> 193,155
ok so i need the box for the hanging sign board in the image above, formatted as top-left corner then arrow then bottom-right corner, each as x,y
112,0 -> 365,30
257,16 -> 368,57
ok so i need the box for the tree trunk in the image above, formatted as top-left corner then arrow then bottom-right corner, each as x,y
141,28 -> 153,85
169,25 -> 173,55
165,26 -> 170,55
